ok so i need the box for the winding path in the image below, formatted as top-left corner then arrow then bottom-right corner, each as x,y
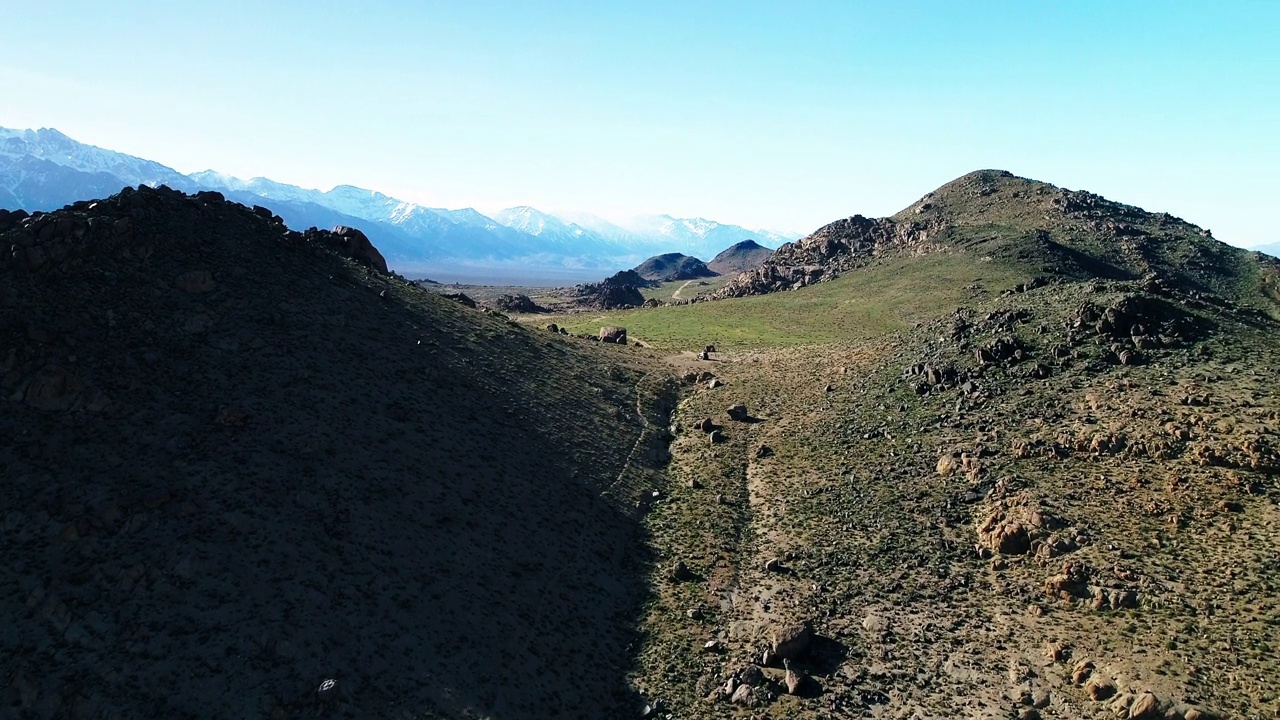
671,280 -> 695,300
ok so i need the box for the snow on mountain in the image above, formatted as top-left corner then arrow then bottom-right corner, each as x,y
0,125 -> 802,276
1,127 -> 192,190
493,206 -> 590,239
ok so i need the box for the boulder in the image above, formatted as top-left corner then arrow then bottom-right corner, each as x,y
330,225 -> 389,274
1085,676 -> 1116,701
771,622 -> 812,660
599,326 -> 627,344
783,660 -> 805,695
442,293 -> 477,308
726,404 -> 749,422
1128,692 -> 1159,718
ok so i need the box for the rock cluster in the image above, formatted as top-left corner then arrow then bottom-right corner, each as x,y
491,293 -> 547,313
570,269 -> 648,309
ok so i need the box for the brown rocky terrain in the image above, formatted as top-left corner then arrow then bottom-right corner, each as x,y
0,185 -> 678,719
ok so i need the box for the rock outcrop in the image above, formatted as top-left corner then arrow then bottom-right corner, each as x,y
571,269 -> 648,309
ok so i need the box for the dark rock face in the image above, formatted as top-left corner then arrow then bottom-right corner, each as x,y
633,253 -> 717,282
572,269 -> 648,309
327,225 -> 388,274
707,239 -> 774,275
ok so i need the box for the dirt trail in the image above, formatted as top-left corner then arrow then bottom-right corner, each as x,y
671,280 -> 695,300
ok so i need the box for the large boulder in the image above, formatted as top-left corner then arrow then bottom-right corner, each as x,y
328,225 -> 389,274
599,326 -> 627,344
771,622 -> 813,660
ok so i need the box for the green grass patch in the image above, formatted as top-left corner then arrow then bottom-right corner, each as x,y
548,254 -> 1023,350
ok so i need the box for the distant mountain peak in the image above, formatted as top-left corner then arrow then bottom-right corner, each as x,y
0,124 -> 802,276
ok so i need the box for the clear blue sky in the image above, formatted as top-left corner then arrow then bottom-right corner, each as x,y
2,1 -> 1277,245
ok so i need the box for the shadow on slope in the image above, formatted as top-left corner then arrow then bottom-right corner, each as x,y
0,187 -> 675,719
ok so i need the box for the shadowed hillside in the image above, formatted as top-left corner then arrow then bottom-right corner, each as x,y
0,186 -> 676,719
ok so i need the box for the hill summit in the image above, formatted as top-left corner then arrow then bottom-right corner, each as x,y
715,169 -> 1279,314
632,252 -> 717,282
707,238 -> 773,275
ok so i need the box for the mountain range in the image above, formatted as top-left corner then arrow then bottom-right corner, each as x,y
0,126 -> 797,281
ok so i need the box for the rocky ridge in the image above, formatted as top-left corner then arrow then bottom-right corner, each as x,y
713,170 -> 1280,313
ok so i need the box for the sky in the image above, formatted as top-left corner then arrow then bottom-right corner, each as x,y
1,1 -> 1277,246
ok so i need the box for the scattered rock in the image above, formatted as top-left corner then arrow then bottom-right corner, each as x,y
729,684 -> 756,706
1128,691 -> 1159,718
755,445 -> 774,459
770,622 -> 813,660
737,665 -> 765,688
1085,675 -> 1116,701
783,659 -> 805,695
1070,658 -> 1094,685
726,404 -> 749,421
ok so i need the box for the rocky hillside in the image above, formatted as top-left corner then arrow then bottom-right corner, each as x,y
633,252 -> 717,282
0,186 -> 678,718
707,239 -> 773,275
713,170 -> 1280,315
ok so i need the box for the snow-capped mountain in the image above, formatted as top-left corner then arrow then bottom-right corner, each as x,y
0,125 -> 803,279
615,214 -> 794,259
1,128 -> 192,190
